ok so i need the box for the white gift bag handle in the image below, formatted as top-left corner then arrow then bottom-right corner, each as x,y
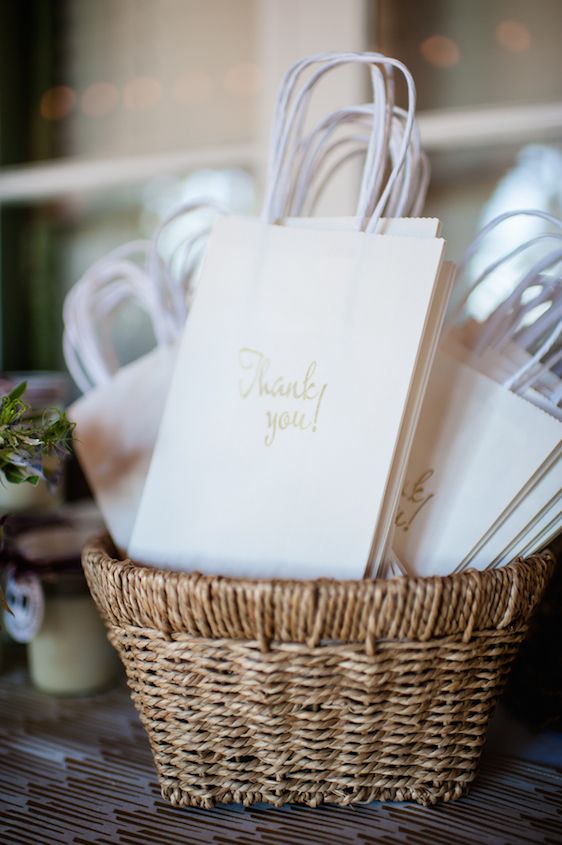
475,246 -> 562,354
505,313 -> 562,393
147,199 -> 226,328
473,263 -> 562,360
63,200 -> 223,392
489,271 -> 562,356
63,243 -> 163,392
262,52 -> 418,233
516,282 -> 562,350
286,103 -> 428,220
266,52 -> 417,229
448,209 -> 562,328
446,208 -> 562,414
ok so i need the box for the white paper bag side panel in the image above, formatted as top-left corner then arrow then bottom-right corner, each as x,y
70,344 -> 178,552
464,445 -> 561,568
130,216 -> 445,579
375,261 -> 456,576
393,350 -> 562,577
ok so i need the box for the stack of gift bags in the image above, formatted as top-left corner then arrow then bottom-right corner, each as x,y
64,52 -> 561,582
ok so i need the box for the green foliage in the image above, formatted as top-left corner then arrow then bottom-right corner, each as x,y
0,383 -> 75,620
0,382 -> 75,489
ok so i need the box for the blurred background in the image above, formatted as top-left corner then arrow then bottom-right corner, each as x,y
1,0 -> 562,378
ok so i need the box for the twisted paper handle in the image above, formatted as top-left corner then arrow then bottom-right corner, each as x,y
262,51 -> 421,231
447,209 -> 562,408
63,201 -> 223,391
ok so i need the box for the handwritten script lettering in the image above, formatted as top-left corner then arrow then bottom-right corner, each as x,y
395,468 -> 435,533
238,347 -> 327,446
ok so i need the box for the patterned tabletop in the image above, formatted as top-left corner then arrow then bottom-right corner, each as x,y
1,657 -> 561,845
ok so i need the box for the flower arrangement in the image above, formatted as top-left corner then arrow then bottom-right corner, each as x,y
0,381 -> 74,614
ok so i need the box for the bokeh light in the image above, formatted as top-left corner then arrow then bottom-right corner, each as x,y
496,20 -> 531,53
420,35 -> 460,69
39,85 -> 77,120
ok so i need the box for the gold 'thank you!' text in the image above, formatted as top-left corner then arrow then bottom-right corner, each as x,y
238,347 -> 327,447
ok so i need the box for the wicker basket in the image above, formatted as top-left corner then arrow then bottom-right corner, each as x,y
82,537 -> 554,809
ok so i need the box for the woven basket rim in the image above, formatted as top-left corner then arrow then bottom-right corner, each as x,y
85,533 -> 552,589
82,535 -> 555,650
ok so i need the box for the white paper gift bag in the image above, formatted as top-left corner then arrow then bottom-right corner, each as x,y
393,349 -> 562,577
130,214 -> 448,579
468,447 -> 561,568
69,51 -> 437,563
68,217 -> 437,554
70,344 -> 177,553
64,204 -> 221,551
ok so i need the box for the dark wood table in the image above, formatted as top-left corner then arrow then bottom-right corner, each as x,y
1,650 -> 561,845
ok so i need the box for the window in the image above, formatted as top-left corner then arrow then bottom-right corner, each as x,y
1,0 -> 561,371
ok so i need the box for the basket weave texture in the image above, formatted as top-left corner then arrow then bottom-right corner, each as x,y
83,537 -> 554,808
